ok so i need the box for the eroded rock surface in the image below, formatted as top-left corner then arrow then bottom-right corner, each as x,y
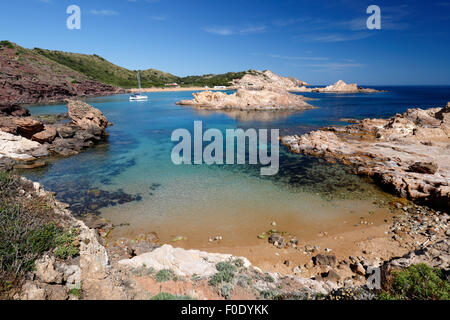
281,103 -> 450,210
177,89 -> 314,111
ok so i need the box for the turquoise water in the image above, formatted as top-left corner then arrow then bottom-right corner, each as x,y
21,87 -> 450,244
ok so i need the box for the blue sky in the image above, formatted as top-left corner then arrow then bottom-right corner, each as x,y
1,0 -> 450,85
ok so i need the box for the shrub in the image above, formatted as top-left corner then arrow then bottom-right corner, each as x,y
209,270 -> 235,287
379,263 -> 450,300
0,41 -> 14,50
54,229 -> 79,259
155,269 -> 175,282
68,288 -> 82,299
0,172 -> 71,297
218,283 -> 234,299
216,262 -> 237,273
150,292 -> 194,300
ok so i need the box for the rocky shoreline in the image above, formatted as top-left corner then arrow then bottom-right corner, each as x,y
281,103 -> 450,211
0,99 -> 112,169
15,176 -> 449,300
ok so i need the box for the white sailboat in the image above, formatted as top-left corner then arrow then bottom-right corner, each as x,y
130,71 -> 148,101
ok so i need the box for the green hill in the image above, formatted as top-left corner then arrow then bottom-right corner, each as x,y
33,48 -> 246,88
33,48 -> 179,88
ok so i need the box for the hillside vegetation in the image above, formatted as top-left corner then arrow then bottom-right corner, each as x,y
33,48 -> 246,88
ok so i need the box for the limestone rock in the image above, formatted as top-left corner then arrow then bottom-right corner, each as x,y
118,244 -> 252,277
34,255 -> 63,284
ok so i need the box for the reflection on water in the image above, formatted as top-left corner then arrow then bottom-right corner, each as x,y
193,109 -> 305,122
19,87 -> 450,241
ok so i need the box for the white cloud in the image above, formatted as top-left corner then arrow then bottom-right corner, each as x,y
89,9 -> 119,16
309,32 -> 372,42
205,25 -> 266,36
151,15 -> 167,21
264,54 -> 330,61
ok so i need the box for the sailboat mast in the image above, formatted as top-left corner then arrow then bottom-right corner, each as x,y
137,71 -> 142,94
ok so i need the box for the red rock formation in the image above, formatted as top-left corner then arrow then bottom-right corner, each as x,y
0,43 -> 123,104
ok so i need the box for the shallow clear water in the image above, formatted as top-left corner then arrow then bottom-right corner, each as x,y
20,86 -> 450,244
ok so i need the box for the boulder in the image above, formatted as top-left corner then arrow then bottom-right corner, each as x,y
66,99 -> 110,135
32,126 -> 57,144
313,254 -> 337,267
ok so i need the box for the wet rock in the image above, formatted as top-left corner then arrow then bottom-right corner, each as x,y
313,254 -> 337,267
268,233 -> 284,245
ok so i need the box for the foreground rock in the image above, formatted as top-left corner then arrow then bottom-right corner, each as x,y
119,244 -> 252,277
177,89 -> 314,111
0,100 -> 111,163
297,80 -> 381,93
281,103 -> 450,210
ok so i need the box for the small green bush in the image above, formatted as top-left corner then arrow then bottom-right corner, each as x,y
54,229 -> 79,260
0,40 -> 14,49
155,269 -> 175,282
380,263 -> 450,300
151,292 -> 194,300
216,262 -> 237,273
209,270 -> 235,287
68,288 -> 82,299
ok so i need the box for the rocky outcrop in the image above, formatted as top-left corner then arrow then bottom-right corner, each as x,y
0,100 -> 111,164
0,43 -> 122,105
297,80 -> 380,93
0,104 -> 30,117
66,99 -> 111,135
281,103 -> 450,210
177,70 -> 314,111
119,244 -> 252,277
230,70 -> 308,91
177,89 -> 314,111
0,116 -> 44,139
0,131 -> 41,160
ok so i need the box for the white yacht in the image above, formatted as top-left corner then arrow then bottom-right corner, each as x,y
130,71 -> 148,101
